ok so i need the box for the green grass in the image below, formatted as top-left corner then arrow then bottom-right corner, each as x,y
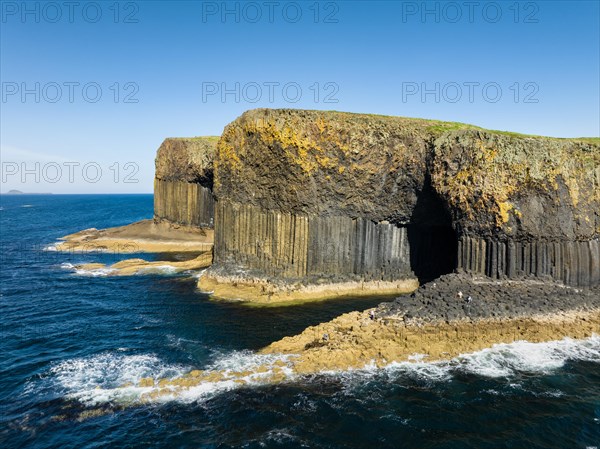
426,122 -> 599,144
165,136 -> 220,142
425,121 -> 482,135
270,108 -> 599,143
573,137 -> 600,144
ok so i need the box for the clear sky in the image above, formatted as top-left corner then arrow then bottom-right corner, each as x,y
1,0 -> 599,193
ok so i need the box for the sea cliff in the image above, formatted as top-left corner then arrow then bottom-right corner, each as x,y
59,108 -> 600,397
56,137 -> 217,268
154,136 -> 218,228
199,109 -> 599,301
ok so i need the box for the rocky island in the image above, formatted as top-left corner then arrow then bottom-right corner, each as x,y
60,108 -> 600,388
200,109 -> 599,301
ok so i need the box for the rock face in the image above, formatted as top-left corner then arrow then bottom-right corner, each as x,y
154,137 -> 218,227
433,131 -> 600,286
212,110 -> 449,287
209,109 -> 599,290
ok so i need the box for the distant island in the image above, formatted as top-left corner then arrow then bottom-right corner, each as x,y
2,190 -> 52,195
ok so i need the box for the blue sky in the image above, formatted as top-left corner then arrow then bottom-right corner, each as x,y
1,0 -> 599,193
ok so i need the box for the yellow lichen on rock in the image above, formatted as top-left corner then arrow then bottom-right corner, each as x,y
432,131 -> 600,237
497,201 -> 514,225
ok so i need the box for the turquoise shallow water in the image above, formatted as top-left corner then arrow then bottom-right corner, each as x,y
1,194 -> 599,449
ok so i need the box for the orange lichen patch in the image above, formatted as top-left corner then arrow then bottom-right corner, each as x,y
497,201 -> 514,225
215,130 -> 242,174
216,108 -> 599,239
433,131 -> 599,233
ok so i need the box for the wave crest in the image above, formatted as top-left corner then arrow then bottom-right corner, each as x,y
37,335 -> 600,406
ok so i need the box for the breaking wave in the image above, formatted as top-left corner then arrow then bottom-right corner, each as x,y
60,262 -> 117,277
35,335 -> 600,407
38,350 -> 294,406
330,334 -> 600,385
136,265 -> 178,275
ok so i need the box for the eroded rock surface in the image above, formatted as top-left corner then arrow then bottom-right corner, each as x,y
154,137 -> 218,228
261,272 -> 600,373
205,109 -> 599,296
155,137 -> 218,185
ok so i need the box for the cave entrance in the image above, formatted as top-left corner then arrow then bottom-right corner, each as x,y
408,224 -> 457,283
406,176 -> 458,283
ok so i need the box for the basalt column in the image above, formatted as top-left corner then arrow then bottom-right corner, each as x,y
154,179 -> 214,227
213,201 -> 413,282
207,109 -> 437,294
433,130 -> 600,288
456,236 -> 600,288
153,137 -> 218,227
203,108 -> 599,301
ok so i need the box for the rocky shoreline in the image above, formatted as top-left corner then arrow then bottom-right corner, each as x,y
121,273 -> 599,400
56,219 -> 214,276
53,109 -> 599,401
56,219 -> 213,253
198,263 -> 418,304
261,273 -> 600,373
375,272 -> 600,324
66,253 -> 212,277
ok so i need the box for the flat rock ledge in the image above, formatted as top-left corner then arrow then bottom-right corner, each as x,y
122,274 -> 599,401
198,263 -> 418,304
376,272 -> 600,324
56,219 -> 213,253
261,273 -> 600,373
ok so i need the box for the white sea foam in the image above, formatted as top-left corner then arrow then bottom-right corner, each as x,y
44,352 -> 188,405
166,334 -> 203,350
43,336 -> 600,406
61,262 -> 186,277
187,268 -> 207,279
208,349 -> 295,376
251,428 -> 307,447
451,335 -> 600,378
136,265 -> 178,275
344,334 -> 600,383
321,357 -> 453,385
50,352 -> 184,391
60,262 -> 117,277
44,350 -> 294,406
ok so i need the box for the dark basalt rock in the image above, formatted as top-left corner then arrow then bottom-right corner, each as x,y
377,272 -> 600,324
210,109 -> 600,288
155,137 -> 217,186
154,137 -> 218,228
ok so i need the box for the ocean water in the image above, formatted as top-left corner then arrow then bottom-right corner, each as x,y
1,194 -> 599,449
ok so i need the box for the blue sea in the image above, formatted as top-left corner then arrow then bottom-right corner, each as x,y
1,194 -> 599,449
